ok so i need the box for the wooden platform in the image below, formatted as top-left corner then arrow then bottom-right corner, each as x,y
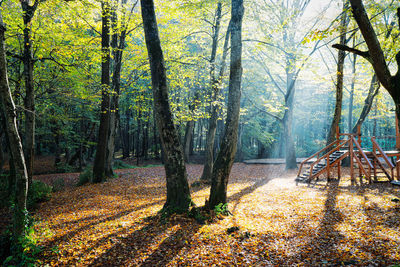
243,158 -> 315,164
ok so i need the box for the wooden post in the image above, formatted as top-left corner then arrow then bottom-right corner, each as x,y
337,158 -> 341,179
350,137 -> 354,185
336,125 -> 340,141
396,114 -> 400,150
327,152 -> 330,180
357,124 -> 361,145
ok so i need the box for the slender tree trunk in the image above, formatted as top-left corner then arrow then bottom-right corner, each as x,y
141,0 -> 191,212
348,43 -> 357,133
0,130 -> 4,174
153,111 -> 159,158
143,117 -> 149,160
105,0 -> 129,176
136,109 -> 141,165
93,0 -> 111,182
352,74 -> 379,133
121,109 -> 130,158
209,0 -> 244,208
327,0 -> 349,145
201,18 -> 231,181
184,120 -> 195,162
21,0 -> 38,195
53,126 -> 61,166
283,70 -> 297,169
0,13 -> 29,253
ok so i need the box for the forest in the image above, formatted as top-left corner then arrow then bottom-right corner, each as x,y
0,0 -> 400,265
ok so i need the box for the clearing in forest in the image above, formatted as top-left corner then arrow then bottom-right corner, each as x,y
33,164 -> 400,266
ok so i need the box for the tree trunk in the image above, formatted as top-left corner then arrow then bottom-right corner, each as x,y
184,120 -> 195,162
348,42 -> 357,133
93,0 -> 111,183
105,0 -> 129,176
283,71 -> 297,169
141,0 -> 191,212
0,12 -> 29,253
0,130 -> 4,174
121,109 -> 130,158
352,74 -> 379,133
21,0 -> 38,195
201,18 -> 231,182
327,0 -> 349,145
208,0 -> 244,208
136,108 -> 141,165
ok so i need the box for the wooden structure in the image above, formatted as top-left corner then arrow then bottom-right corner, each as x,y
296,125 -> 400,184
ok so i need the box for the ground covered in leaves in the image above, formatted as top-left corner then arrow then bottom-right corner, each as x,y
31,164 -> 400,266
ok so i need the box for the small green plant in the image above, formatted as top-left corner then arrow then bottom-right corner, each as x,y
188,206 -> 207,224
28,180 -> 52,209
113,160 -> 134,169
52,178 -> 65,192
213,203 -> 231,216
55,162 -> 75,173
2,224 -> 43,266
77,167 -> 93,186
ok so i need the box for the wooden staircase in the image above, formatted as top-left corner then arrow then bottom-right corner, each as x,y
296,131 -> 396,184
296,150 -> 347,182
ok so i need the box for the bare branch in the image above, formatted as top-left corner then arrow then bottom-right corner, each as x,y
332,43 -> 370,62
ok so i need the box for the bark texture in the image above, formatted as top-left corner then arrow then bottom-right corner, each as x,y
105,0 -> 131,176
21,0 -> 38,194
141,0 -> 191,212
327,0 -> 349,145
93,0 -> 112,182
201,18 -> 231,182
208,0 -> 244,208
335,1 -> 400,138
352,74 -> 379,133
0,12 -> 29,251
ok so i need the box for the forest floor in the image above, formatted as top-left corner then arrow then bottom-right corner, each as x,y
26,163 -> 400,266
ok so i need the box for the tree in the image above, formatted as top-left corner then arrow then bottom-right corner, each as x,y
201,4 -> 231,182
93,0 -> 112,182
208,0 -> 244,208
245,0 -> 332,169
140,0 -> 192,212
21,0 -> 39,195
327,0 -> 349,145
334,1 -> 400,131
0,10 -> 29,255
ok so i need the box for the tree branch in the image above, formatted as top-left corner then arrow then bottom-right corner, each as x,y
349,0 -> 392,90
332,43 -> 371,61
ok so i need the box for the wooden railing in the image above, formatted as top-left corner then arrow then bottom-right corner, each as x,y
296,140 -> 340,177
307,139 -> 349,180
351,136 -> 372,182
397,159 -> 400,180
371,137 -> 394,181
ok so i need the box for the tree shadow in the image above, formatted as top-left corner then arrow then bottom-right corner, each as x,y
43,199 -> 165,250
88,216 -> 201,266
286,180 -> 346,265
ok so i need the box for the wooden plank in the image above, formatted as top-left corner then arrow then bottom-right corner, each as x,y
243,158 -> 315,164
391,180 -> 400,186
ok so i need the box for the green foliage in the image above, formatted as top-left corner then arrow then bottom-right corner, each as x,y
213,203 -> 231,216
28,181 -> 52,209
52,178 -> 65,192
55,163 -> 75,174
77,167 -> 93,186
188,206 -> 206,224
113,160 -> 134,170
1,224 -> 42,266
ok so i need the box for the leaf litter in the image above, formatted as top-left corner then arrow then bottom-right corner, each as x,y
31,163 -> 400,266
